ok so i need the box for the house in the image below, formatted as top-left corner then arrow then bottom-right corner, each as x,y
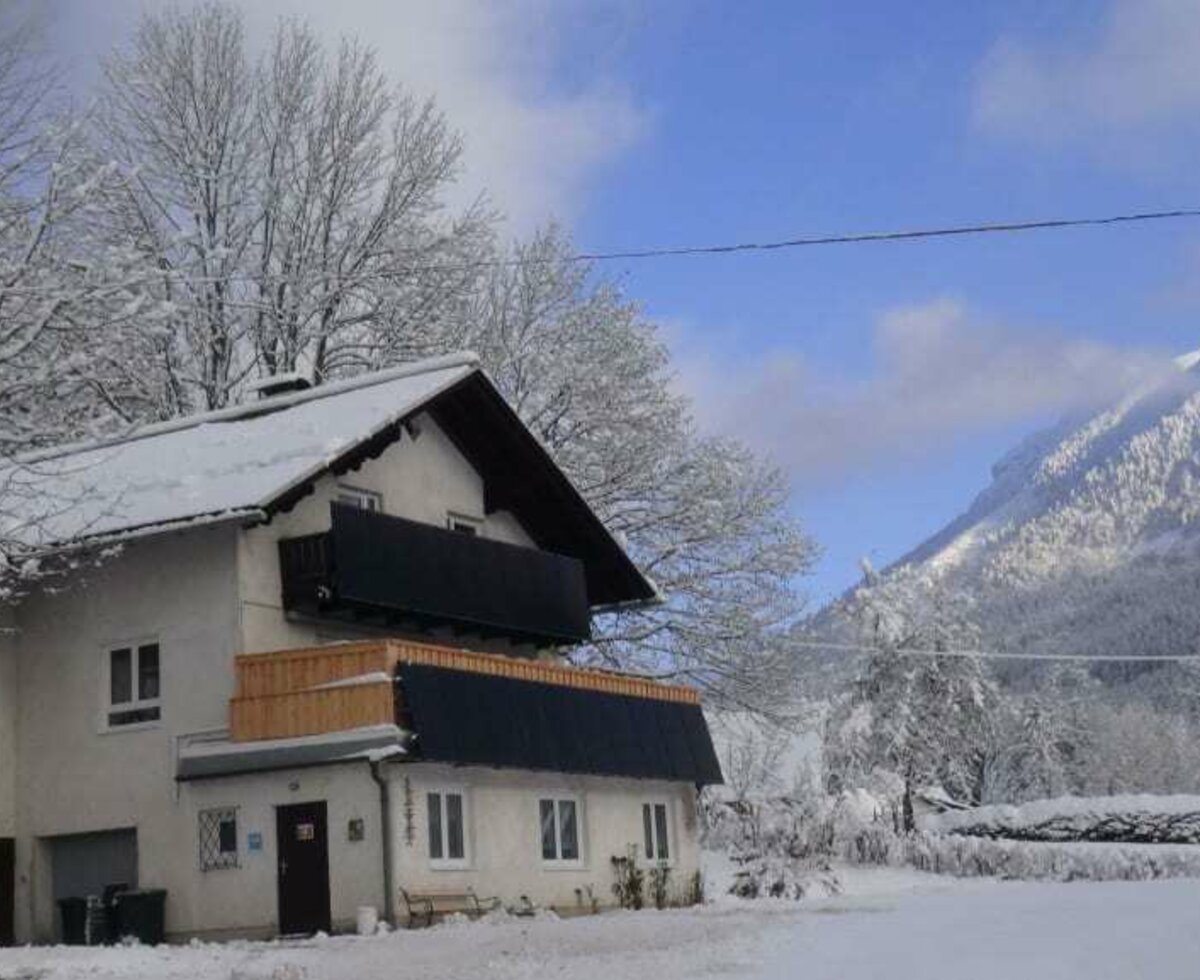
0,352 -> 722,943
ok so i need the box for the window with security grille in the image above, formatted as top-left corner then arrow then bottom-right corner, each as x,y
199,808 -> 239,871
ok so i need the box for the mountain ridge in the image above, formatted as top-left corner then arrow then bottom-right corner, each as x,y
876,355 -> 1200,660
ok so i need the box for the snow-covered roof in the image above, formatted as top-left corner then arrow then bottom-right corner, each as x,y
2,353 -> 478,547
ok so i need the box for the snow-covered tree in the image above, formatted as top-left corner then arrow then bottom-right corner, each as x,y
824,566 -> 1002,812
455,228 -> 817,713
979,666 -> 1091,803
0,2 -> 161,600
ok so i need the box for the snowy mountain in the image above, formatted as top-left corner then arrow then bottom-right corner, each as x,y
881,353 -> 1200,660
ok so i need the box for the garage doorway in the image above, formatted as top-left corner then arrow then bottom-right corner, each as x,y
47,829 -> 138,932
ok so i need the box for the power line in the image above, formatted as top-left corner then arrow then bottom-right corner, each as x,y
791,639 -> 1200,663
566,207 -> 1200,265
2,206 -> 1199,297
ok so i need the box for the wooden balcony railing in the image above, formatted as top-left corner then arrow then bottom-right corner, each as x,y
229,638 -> 698,742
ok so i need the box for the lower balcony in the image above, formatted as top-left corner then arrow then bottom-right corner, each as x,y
278,504 -> 592,646
216,639 -> 722,793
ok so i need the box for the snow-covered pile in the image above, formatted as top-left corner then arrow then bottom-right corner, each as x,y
926,794 -> 1200,843
891,834 -> 1200,883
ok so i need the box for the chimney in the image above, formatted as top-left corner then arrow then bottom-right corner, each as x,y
244,372 -> 312,402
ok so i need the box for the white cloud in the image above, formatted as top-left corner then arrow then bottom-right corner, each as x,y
972,0 -> 1200,158
50,0 -> 646,232
674,299 -> 1173,486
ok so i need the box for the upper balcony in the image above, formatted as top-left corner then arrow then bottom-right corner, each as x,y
278,504 -> 592,646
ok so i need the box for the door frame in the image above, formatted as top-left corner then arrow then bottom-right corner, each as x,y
0,837 -> 13,946
275,801 -> 331,936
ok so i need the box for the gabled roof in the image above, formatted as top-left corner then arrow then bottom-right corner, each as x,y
3,353 -> 656,607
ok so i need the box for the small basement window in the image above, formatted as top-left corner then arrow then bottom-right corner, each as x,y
427,790 -> 468,868
539,798 -> 581,864
107,642 -> 161,727
446,512 -> 481,536
642,802 -> 671,864
336,485 -> 382,512
199,807 -> 239,871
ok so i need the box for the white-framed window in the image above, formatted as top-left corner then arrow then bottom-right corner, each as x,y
641,801 -> 672,865
106,641 -> 161,728
446,512 -> 481,536
426,789 -> 469,868
336,485 -> 383,512
539,797 -> 583,865
198,807 -> 239,871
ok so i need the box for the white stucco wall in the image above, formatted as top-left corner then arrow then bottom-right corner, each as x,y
237,412 -> 537,656
387,764 -> 701,915
180,763 -> 384,939
11,525 -> 241,941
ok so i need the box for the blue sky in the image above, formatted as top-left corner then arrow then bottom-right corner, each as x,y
49,0 -> 1200,604
568,0 -> 1200,603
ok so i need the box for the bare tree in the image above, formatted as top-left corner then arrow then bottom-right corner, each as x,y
250,24 -> 491,380
92,3 -> 491,412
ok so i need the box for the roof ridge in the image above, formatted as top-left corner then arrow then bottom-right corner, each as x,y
18,352 -> 480,465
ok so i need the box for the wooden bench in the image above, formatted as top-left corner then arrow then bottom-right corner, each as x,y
399,887 -> 501,927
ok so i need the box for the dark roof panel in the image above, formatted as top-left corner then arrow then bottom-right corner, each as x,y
398,663 -> 723,785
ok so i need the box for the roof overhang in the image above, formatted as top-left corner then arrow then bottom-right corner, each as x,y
176,724 -> 407,781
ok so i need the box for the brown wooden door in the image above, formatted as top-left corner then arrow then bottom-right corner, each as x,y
276,802 -> 330,936
0,837 -> 14,946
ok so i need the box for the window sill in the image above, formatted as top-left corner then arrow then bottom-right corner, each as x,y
540,861 -> 587,872
428,860 -> 472,872
638,859 -> 676,871
98,720 -> 163,736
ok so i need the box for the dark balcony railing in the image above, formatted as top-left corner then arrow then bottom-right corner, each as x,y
279,504 -> 591,645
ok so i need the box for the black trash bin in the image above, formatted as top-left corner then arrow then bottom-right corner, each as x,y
57,897 -> 87,945
111,889 -> 167,946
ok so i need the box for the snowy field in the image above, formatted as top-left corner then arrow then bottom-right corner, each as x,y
2,868 -> 1198,980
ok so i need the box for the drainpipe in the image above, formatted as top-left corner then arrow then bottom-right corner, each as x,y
368,760 -> 396,926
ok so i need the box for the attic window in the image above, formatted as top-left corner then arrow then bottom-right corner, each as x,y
337,485 -> 382,512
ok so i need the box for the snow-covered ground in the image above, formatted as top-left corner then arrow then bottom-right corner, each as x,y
2,868 -> 1198,980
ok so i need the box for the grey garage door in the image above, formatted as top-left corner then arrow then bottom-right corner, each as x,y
48,829 -> 138,902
